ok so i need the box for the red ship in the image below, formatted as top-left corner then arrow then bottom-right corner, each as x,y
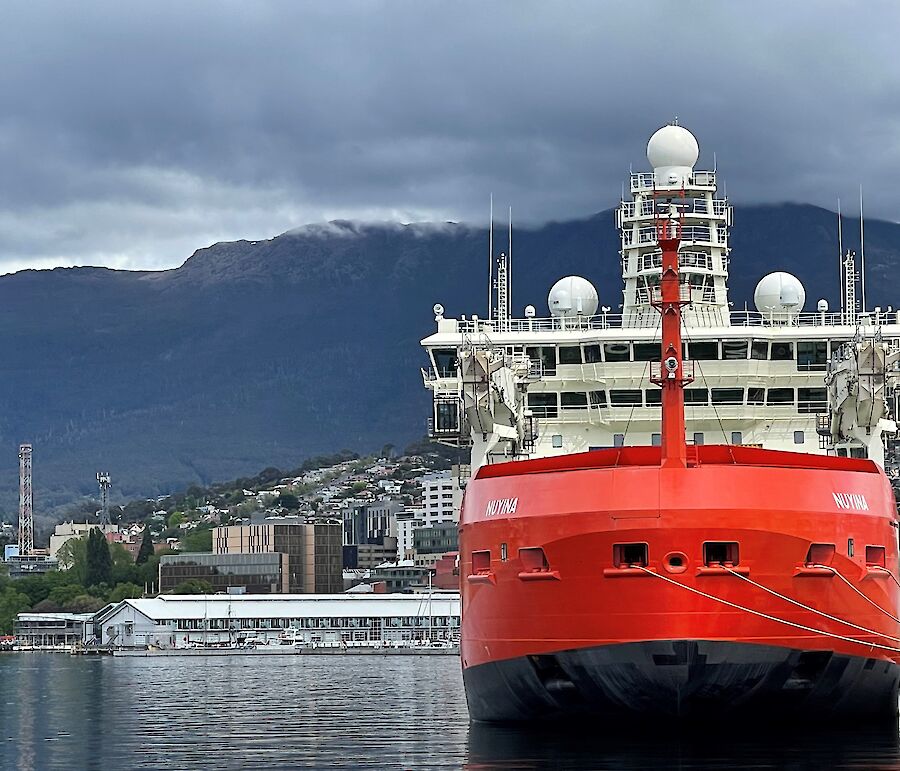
458,215 -> 900,723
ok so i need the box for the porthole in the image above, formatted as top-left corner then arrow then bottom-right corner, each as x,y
663,551 -> 688,574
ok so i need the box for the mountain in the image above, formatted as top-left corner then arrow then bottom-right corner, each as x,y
0,203 -> 897,522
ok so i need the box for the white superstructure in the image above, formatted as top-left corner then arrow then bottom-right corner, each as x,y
421,123 -> 900,479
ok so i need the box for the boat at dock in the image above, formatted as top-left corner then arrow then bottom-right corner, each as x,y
422,123 -> 900,723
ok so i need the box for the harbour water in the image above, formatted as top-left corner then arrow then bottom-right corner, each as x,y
3,653 -> 900,770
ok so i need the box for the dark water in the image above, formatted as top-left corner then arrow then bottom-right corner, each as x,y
2,653 -> 900,770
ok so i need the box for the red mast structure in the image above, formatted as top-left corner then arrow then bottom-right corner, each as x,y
651,208 -> 693,468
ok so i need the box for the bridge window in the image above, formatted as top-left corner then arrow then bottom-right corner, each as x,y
561,392 -> 588,409
610,390 -> 642,406
711,388 -> 743,405
829,339 -> 850,356
526,346 -> 557,375
797,341 -> 828,371
747,387 -> 765,405
798,387 -> 827,414
767,388 -> 794,405
589,390 -> 607,407
688,341 -> 719,360
750,340 -> 769,360
558,346 -> 582,365
722,340 -> 749,359
432,348 -> 456,377
645,389 -> 661,406
604,343 -> 631,362
584,344 -> 602,363
527,393 -> 558,418
435,401 -> 459,432
633,343 -> 658,362
771,341 -> 794,361
685,388 -> 708,405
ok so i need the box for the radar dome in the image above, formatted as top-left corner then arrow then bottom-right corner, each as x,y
754,272 -> 806,316
548,276 -> 599,318
647,124 -> 699,170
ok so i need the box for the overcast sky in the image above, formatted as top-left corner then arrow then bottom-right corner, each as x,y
1,1 -> 898,273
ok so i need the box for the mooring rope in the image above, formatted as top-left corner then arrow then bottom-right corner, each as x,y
812,564 -> 900,625
635,565 -> 900,654
721,566 -> 900,642
870,565 -> 900,591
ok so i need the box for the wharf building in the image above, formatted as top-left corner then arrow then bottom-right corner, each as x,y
92,593 -> 461,649
14,612 -> 95,648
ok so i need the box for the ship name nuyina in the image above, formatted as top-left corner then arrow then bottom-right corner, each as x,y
832,492 -> 870,511
485,498 -> 519,516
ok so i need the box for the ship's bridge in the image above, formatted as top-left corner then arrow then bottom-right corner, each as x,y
619,124 -> 732,329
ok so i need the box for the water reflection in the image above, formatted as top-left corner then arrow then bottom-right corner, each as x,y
4,653 -> 900,770
465,720 -> 900,770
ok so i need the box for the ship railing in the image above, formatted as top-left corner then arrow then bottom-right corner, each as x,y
631,225 -> 720,247
451,309 -> 900,335
629,171 -> 717,192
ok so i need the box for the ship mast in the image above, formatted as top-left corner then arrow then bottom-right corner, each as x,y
651,208 -> 692,468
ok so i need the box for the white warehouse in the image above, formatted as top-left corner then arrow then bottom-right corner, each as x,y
93,593 -> 460,649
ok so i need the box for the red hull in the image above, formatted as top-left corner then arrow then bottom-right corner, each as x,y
459,446 -> 900,721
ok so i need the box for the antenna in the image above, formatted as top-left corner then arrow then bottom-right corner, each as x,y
838,197 -> 843,320
859,185 -> 866,314
18,444 -> 33,557
97,472 -> 112,526
508,206 -> 513,319
488,194 -> 494,320
713,151 -> 717,173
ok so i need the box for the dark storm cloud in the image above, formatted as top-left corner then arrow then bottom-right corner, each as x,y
0,0 -> 898,271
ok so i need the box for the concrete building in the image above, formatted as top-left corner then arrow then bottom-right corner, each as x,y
6,554 -> 58,578
395,507 -> 425,561
342,500 -> 403,546
14,612 -> 95,648
49,521 -> 119,561
214,521 -> 342,593
413,522 -> 459,567
419,470 -> 462,526
92,594 -> 460,648
159,552 -> 289,593
370,562 -> 434,593
343,538 -> 399,570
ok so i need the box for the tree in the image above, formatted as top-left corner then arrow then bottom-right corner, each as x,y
168,511 -> 184,528
108,583 -> 143,603
110,543 -> 139,586
172,579 -> 212,595
85,528 -> 112,588
0,588 -> 31,634
276,493 -> 300,510
136,527 -> 154,564
180,527 -> 212,553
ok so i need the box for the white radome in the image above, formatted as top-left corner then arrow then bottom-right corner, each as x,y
548,276 -> 599,317
754,272 -> 806,315
647,124 -> 699,170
